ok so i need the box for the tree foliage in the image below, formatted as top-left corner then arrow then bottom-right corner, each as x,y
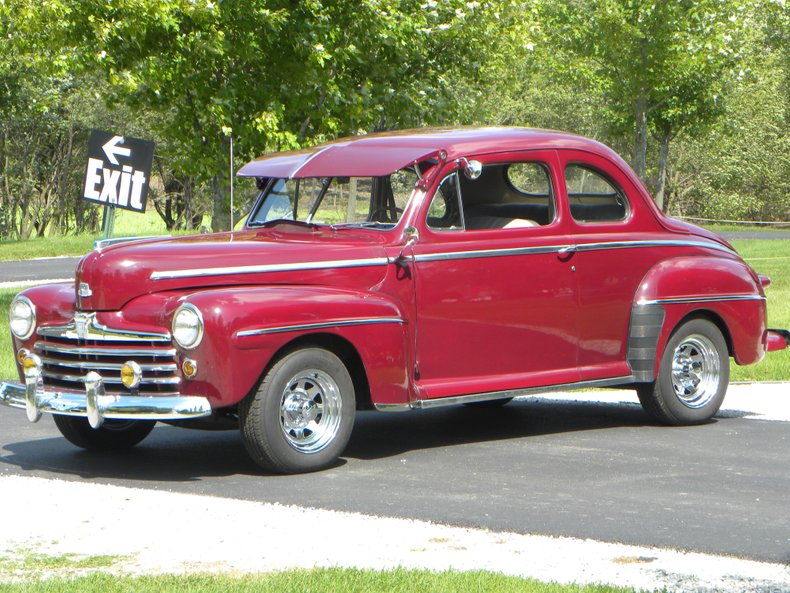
0,0 -> 786,237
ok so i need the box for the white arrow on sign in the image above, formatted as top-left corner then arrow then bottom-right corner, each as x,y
102,136 -> 131,165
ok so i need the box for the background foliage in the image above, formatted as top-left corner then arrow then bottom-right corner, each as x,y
0,0 -> 786,238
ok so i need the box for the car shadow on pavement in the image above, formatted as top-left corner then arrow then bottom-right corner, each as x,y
345,398 -> 660,460
0,399 -> 704,480
0,423 -> 262,481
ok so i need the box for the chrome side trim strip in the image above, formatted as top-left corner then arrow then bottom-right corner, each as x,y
574,239 -> 735,255
237,317 -> 405,338
415,245 -> 564,262
413,239 -> 735,264
35,343 -> 177,357
374,376 -> 635,411
638,295 -> 766,306
38,313 -> 171,342
1,381 -> 212,422
151,257 -> 390,281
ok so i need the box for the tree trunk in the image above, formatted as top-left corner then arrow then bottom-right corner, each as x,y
655,135 -> 670,212
632,94 -> 648,180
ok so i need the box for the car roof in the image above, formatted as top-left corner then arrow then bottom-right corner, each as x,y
236,127 -> 617,179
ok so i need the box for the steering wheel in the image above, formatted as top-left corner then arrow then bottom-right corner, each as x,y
369,206 -> 404,223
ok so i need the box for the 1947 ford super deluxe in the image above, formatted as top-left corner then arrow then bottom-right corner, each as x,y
2,128 -> 788,473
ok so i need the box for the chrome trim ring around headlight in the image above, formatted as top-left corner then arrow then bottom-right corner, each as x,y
10,295 -> 36,340
172,303 -> 204,350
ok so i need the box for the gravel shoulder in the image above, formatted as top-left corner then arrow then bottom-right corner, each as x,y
1,474 -> 789,592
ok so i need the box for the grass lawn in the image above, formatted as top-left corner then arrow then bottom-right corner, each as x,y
0,209 -> 196,262
0,568 -> 640,593
700,222 -> 790,234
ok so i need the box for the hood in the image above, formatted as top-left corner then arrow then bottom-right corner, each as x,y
76,228 -> 390,311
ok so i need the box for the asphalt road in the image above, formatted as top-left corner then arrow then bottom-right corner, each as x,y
1,399 -> 788,564
0,257 -> 80,285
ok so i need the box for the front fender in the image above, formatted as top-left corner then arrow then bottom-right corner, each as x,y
177,286 -> 410,408
634,255 -> 767,374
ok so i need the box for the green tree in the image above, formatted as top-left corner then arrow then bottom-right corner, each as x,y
60,0 -> 505,231
539,0 -> 750,207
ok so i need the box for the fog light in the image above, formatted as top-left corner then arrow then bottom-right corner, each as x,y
22,354 -> 41,373
182,359 -> 198,378
16,348 -> 30,365
120,361 -> 142,389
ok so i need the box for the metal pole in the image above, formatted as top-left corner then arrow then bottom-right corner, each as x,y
229,134 -> 234,232
101,204 -> 115,240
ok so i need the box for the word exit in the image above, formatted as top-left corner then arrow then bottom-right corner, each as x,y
81,130 -> 155,214
83,157 -> 147,210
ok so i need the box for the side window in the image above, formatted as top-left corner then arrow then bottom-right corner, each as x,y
565,164 -> 628,223
461,162 -> 553,230
426,162 -> 556,231
426,173 -> 463,230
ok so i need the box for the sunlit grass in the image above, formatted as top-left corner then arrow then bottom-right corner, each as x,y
0,567 -> 641,593
0,287 -> 20,380
0,209 -> 195,262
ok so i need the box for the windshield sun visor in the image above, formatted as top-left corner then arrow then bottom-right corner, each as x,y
237,143 -> 440,179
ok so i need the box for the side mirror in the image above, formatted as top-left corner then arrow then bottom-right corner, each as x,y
457,158 -> 482,180
394,226 -> 418,267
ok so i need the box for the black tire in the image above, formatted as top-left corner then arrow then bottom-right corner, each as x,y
239,348 -> 356,474
637,318 -> 729,425
53,416 -> 155,450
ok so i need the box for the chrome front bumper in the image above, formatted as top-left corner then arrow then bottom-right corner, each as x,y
0,365 -> 212,428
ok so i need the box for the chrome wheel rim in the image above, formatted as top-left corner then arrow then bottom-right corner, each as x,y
671,334 -> 720,408
279,369 -> 342,454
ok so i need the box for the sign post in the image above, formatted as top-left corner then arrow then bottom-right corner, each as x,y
81,130 -> 155,239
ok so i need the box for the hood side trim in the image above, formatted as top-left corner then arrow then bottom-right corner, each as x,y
150,257 -> 390,281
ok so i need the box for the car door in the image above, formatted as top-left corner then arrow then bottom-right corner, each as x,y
557,149 -> 667,382
411,150 -> 581,400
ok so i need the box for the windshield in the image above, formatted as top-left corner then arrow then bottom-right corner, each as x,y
247,168 -> 418,229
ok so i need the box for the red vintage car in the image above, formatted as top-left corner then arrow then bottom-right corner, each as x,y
2,128 -> 788,473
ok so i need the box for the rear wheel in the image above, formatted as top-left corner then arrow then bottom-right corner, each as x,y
240,348 -> 356,474
53,416 -> 155,450
637,318 -> 729,425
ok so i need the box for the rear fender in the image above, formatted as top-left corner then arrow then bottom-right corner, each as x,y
176,286 -> 410,408
631,256 -> 767,380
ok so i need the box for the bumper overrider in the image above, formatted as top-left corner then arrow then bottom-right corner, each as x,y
0,358 -> 212,429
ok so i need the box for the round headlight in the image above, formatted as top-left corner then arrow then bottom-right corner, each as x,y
172,303 -> 203,349
9,296 -> 36,340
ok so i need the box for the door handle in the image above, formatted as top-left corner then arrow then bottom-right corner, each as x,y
558,245 -> 577,255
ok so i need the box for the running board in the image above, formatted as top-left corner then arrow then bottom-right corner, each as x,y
374,376 -> 636,412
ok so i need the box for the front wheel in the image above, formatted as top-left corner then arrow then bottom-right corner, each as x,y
240,348 -> 356,474
53,416 -> 155,450
637,318 -> 729,425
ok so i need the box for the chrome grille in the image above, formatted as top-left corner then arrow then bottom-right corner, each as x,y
34,313 -> 180,396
